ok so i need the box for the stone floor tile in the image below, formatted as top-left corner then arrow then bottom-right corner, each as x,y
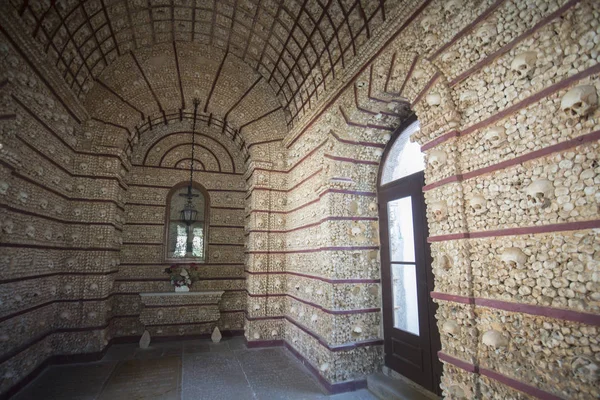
133,346 -> 167,360
13,340 -> 385,400
183,342 -> 211,354
208,341 -> 231,353
182,384 -> 257,400
13,361 -> 117,400
101,343 -> 137,361
97,357 -> 181,400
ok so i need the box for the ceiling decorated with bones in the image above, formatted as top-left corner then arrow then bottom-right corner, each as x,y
8,0 -> 404,127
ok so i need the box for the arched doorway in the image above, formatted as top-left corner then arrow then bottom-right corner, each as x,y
377,116 -> 442,395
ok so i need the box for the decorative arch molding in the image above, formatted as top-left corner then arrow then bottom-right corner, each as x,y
175,159 -> 206,171
141,132 -> 237,173
158,143 -> 222,173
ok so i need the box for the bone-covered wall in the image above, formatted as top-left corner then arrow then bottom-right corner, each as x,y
112,118 -> 248,339
1,0 -> 599,398
0,26 -> 123,394
248,0 -> 598,397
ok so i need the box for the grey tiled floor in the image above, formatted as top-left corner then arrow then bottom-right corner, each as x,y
13,337 -> 378,400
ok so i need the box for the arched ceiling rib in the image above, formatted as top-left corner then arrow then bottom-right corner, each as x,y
86,42 -> 287,154
9,0 -> 400,125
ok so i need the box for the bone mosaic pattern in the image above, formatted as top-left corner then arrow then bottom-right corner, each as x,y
1,0 -> 599,398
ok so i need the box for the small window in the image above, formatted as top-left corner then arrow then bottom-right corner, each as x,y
380,121 -> 424,185
165,184 -> 208,262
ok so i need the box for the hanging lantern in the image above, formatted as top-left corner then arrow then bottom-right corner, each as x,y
180,196 -> 197,225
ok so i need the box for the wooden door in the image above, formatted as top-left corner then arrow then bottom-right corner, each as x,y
378,124 -> 442,394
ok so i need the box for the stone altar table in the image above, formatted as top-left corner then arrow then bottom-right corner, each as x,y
139,291 -> 224,330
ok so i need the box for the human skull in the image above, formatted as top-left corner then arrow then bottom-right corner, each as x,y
561,85 -> 597,118
499,247 -> 527,268
76,185 -> 85,194
412,69 -> 424,80
459,90 -> 478,107
73,208 -> 82,217
424,33 -> 438,51
469,195 -> 487,215
428,150 -> 447,170
44,229 -> 52,240
482,127 -> 506,149
482,330 -> 508,348
441,51 -> 460,64
79,162 -> 88,171
25,224 -> 35,238
256,217 -> 264,228
523,179 -> 553,208
442,320 -> 460,337
436,255 -> 452,271
475,22 -> 497,46
510,51 -> 537,80
425,93 -> 442,107
430,201 -> 447,221
2,219 -> 13,234
18,191 -> 28,204
572,356 -> 599,383
350,224 -> 363,237
0,181 -> 8,195
443,0 -> 462,19
420,15 -> 435,32
66,257 -> 76,268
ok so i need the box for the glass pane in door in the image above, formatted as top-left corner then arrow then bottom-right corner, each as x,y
387,197 -> 415,262
391,263 -> 420,335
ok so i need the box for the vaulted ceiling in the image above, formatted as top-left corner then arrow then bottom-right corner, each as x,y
9,0 -> 402,127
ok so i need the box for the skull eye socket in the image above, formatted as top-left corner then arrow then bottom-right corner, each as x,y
573,101 -> 582,109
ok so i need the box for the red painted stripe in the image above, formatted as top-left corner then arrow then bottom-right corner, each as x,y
427,232 -> 469,242
421,130 -> 459,152
479,368 -> 565,400
431,292 -> 600,326
246,246 -> 379,255
411,72 -> 439,107
329,130 -> 385,148
423,129 -> 600,192
245,314 -> 383,352
425,61 -> 600,151
430,292 -> 474,304
449,0 -> 581,87
245,269 -> 379,284
324,154 -> 379,165
475,298 -> 600,326
429,0 -> 507,60
422,175 -> 462,191
437,351 -> 477,373
246,216 -> 378,235
428,220 -> 600,242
